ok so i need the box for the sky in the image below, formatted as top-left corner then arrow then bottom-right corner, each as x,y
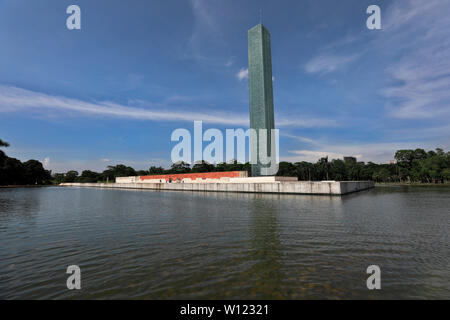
0,0 -> 449,172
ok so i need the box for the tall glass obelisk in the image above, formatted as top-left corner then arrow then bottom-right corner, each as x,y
248,23 -> 275,176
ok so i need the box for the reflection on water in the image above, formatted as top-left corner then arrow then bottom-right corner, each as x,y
246,197 -> 283,299
0,186 -> 449,299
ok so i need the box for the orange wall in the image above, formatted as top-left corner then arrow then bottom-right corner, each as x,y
139,171 -> 244,181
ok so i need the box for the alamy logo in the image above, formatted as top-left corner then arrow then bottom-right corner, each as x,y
171,121 -> 279,176
366,5 -> 381,30
66,5 -> 81,30
66,265 -> 81,290
366,265 -> 381,290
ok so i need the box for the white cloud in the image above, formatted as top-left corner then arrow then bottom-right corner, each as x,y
190,0 -> 217,30
181,0 -> 230,67
237,68 -> 248,81
281,133 -> 318,145
0,85 -> 246,125
0,85 -> 336,129
382,0 -> 450,119
304,53 -> 360,74
302,0 -> 450,120
282,141 -> 444,164
225,58 -> 234,67
390,124 -> 450,140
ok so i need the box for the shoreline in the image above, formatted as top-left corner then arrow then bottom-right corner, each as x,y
2,182 -> 448,190
0,185 -> 52,189
375,183 -> 450,187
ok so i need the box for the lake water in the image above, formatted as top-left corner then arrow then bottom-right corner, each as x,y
0,186 -> 448,299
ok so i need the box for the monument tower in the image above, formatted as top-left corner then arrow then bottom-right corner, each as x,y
248,23 -> 275,176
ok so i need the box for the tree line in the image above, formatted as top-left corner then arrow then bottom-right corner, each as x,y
276,148 -> 450,183
53,148 -> 449,184
0,139 -> 52,185
53,161 -> 252,184
1,138 -> 449,185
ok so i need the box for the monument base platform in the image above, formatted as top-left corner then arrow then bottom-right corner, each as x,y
60,180 -> 374,195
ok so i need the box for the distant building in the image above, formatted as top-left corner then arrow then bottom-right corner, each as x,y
358,161 -> 365,165
344,156 -> 357,164
388,160 -> 397,165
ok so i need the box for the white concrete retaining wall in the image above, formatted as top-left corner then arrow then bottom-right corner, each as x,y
115,176 -> 139,183
228,176 -> 298,183
61,181 -> 374,195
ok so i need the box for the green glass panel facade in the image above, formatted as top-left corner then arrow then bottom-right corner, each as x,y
248,24 -> 275,176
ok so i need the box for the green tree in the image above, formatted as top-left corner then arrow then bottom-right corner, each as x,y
0,157 -> 24,185
77,170 -> 101,183
330,159 -> 347,181
148,166 -> 165,175
23,160 -> 52,184
294,162 -> 314,180
192,161 -> 214,173
53,173 -> 65,184
63,171 -> 79,183
360,162 -> 376,181
102,164 -> 136,180
169,161 -> 191,174
216,160 -> 245,172
395,149 -> 430,182
442,168 -> 450,181
0,139 -> 10,174
276,161 -> 296,176
395,149 -> 415,182
316,157 -> 330,180
373,168 -> 390,182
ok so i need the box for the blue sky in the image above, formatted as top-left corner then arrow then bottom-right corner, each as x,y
0,0 -> 449,172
